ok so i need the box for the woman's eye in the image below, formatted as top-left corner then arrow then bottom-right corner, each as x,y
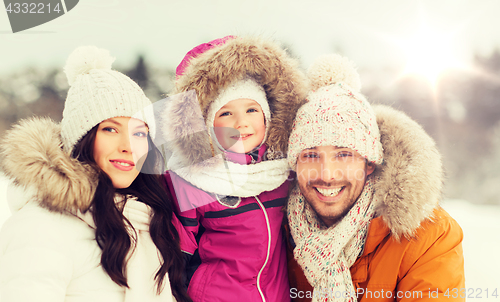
133,131 -> 147,138
103,127 -> 117,133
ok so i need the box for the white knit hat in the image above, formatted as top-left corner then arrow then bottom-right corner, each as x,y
60,46 -> 155,153
206,77 -> 271,151
206,77 -> 271,129
288,54 -> 383,171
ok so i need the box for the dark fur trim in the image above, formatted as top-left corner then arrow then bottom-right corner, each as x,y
0,117 -> 98,213
171,36 -> 307,163
372,105 -> 443,240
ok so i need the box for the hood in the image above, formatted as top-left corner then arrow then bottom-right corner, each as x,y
166,36 -> 308,166
0,117 -> 98,213
371,105 -> 443,240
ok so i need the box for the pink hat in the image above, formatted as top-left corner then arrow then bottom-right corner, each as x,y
176,35 -> 236,79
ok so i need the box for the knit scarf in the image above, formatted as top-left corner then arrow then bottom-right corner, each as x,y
170,155 -> 289,198
287,177 -> 375,302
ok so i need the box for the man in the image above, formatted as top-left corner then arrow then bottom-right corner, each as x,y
286,54 -> 465,302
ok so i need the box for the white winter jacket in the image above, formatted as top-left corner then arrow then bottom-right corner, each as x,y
0,200 -> 124,302
0,117 -> 173,302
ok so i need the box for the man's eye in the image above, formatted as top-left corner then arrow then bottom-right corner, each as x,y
303,153 -> 319,158
336,152 -> 353,159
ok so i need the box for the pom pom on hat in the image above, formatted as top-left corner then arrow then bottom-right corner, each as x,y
64,46 -> 115,85
307,54 -> 361,92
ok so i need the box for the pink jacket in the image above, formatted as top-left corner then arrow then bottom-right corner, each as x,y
163,146 -> 291,302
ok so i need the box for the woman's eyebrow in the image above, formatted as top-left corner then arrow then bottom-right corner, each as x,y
133,124 -> 148,130
103,119 -> 122,126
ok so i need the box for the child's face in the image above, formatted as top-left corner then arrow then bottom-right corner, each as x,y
213,98 -> 266,153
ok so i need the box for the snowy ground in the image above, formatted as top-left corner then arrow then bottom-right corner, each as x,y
0,174 -> 499,300
441,199 -> 500,301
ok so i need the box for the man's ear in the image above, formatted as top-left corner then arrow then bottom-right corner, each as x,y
366,162 -> 375,176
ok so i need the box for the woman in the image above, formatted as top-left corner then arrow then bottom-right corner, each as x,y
0,46 -> 191,302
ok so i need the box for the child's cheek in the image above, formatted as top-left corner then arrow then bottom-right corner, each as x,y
214,127 -> 237,150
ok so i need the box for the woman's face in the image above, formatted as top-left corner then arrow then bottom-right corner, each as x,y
93,117 -> 149,189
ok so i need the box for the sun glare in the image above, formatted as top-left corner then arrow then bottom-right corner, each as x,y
398,23 -> 460,85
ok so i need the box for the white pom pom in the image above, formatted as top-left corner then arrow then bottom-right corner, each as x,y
307,54 -> 361,92
64,46 -> 115,85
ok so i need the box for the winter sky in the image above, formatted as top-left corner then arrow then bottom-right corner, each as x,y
1,0 -> 500,83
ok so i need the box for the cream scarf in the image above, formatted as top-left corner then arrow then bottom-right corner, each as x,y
287,178 -> 375,302
169,154 -> 289,198
77,195 -> 176,302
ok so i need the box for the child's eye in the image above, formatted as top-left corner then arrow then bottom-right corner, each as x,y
219,111 -> 231,117
247,108 -> 258,113
103,127 -> 117,133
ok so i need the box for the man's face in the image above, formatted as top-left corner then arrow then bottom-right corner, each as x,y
296,146 -> 375,227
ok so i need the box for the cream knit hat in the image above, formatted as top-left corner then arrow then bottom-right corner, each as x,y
288,54 -> 383,170
61,46 -> 155,153
206,77 -> 271,152
206,77 -> 271,130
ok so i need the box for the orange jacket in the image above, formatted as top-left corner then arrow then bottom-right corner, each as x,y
287,106 -> 465,302
287,207 -> 465,302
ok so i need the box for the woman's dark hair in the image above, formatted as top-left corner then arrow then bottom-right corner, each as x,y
72,124 -> 191,302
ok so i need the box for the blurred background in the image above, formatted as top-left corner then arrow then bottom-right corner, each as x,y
1,0 -> 499,299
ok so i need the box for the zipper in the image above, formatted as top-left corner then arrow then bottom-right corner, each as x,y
255,196 -> 271,302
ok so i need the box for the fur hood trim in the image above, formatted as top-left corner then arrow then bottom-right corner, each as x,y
169,36 -> 308,163
372,105 -> 443,240
0,117 -> 98,213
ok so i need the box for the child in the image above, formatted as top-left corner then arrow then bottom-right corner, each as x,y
0,46 -> 191,302
162,36 -> 307,302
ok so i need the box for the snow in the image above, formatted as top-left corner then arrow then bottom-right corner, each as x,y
441,199 -> 500,301
0,174 -> 499,300
0,175 -> 11,227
